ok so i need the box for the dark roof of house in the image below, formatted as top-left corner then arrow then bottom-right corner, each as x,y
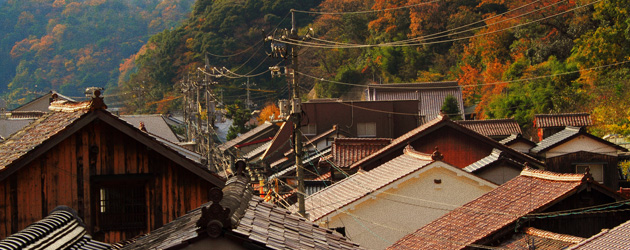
367,82 -> 464,121
291,146 -> 436,221
567,219 -> 630,249
12,90 -> 75,112
219,121 -> 278,152
0,119 -> 36,140
456,119 -> 522,137
498,227 -> 584,250
268,147 -> 332,181
350,114 -> 544,170
118,175 -> 363,250
531,127 -> 627,155
0,206 -> 111,250
534,113 -> 592,128
0,97 -> 224,187
243,140 -> 272,160
388,169 -> 596,250
332,138 -> 392,168
499,133 -> 536,146
120,114 -> 179,143
261,121 -> 293,162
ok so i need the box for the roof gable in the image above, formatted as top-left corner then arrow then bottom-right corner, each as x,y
531,127 -> 627,155
350,115 -> 543,170
388,169 -> 595,249
0,98 -> 224,187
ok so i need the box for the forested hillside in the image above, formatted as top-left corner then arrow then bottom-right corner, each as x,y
0,0 -> 194,107
2,0 -> 629,137
120,0 -> 630,137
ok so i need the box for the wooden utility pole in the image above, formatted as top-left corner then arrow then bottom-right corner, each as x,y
290,10 -> 306,218
267,10 -> 307,217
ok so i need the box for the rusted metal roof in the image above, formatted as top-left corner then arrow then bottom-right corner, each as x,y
332,137 -> 391,168
456,119 -> 522,137
498,227 -> 584,249
388,169 -> 587,249
291,146 -> 434,221
567,219 -> 630,249
535,113 -> 592,128
118,175 -> 364,250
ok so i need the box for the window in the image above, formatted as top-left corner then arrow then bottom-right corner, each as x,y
576,164 -> 604,184
357,122 -> 376,137
303,124 -> 317,136
94,179 -> 147,231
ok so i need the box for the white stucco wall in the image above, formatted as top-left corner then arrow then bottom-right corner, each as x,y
316,163 -> 496,250
546,135 -> 619,158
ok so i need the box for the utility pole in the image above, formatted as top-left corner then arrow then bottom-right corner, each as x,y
243,77 -> 256,110
267,10 -> 310,217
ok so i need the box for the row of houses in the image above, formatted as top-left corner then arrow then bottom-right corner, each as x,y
0,83 -> 629,249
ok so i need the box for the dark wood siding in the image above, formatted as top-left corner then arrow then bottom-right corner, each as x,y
545,151 -> 619,190
0,120 -> 215,242
411,126 -> 494,168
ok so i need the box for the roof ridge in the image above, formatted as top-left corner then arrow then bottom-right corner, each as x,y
523,227 -> 584,243
403,145 -> 433,161
520,168 -> 585,182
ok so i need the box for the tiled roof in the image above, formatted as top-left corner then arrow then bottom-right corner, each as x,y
118,175 -> 363,250
388,169 -> 586,250
219,121 -> 277,151
0,206 -> 111,250
120,115 -> 180,143
0,109 -> 88,171
499,133 -> 535,146
567,219 -> 630,249
498,227 -> 584,249
366,82 -> 464,121
456,119 -> 522,137
244,140 -> 272,160
535,113 -> 592,128
7,111 -> 46,119
531,126 -> 582,154
292,146 -> 434,221
332,138 -> 391,168
463,148 -> 505,172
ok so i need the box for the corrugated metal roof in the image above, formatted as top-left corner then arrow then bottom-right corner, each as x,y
389,169 -> 586,250
0,206 -> 111,250
535,113 -> 592,128
219,121 -> 277,151
367,82 -> 464,121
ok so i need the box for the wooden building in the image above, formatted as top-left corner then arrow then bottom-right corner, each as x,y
0,94 -> 225,243
530,126 -> 627,190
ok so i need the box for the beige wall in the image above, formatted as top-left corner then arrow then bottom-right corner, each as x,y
546,135 -> 618,158
316,163 -> 496,249
508,141 -> 533,154
477,165 -> 522,185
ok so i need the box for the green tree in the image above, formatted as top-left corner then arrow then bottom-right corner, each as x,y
226,100 -> 253,141
441,94 -> 462,120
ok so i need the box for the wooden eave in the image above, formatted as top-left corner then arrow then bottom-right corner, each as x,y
0,110 -> 225,187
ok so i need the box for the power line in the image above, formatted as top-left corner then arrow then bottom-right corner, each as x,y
281,0 -> 598,49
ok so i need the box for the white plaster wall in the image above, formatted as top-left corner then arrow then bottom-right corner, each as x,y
317,165 -> 496,250
477,165 -> 522,185
508,141 -> 533,154
546,135 -> 618,158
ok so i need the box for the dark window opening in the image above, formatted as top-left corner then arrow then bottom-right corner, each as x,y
95,181 -> 147,231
